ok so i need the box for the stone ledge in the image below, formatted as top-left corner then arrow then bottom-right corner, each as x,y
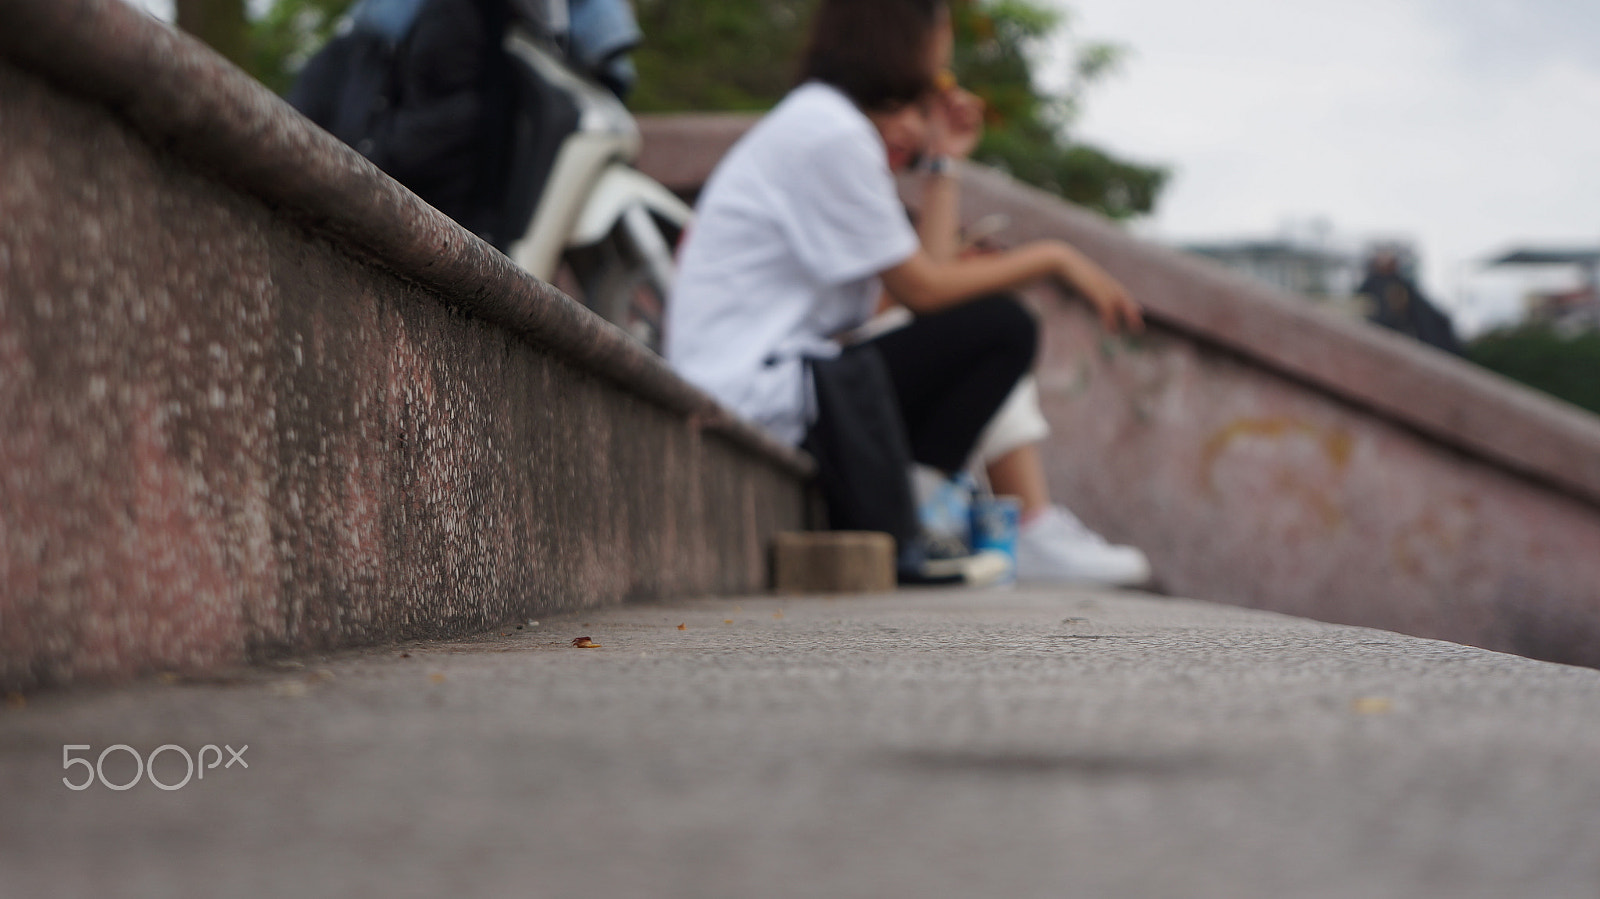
0,4 -> 812,691
0,0 -> 809,478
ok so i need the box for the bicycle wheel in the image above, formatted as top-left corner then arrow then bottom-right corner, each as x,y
565,207 -> 679,355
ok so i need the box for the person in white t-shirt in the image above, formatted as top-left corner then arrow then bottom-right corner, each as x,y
666,0 -> 1144,583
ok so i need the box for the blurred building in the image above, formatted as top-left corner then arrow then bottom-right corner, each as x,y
1489,247 -> 1600,333
1183,236 -> 1369,317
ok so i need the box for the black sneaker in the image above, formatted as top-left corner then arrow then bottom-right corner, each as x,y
897,535 -> 1011,587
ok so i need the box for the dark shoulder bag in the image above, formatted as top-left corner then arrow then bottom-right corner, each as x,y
801,344 -> 921,546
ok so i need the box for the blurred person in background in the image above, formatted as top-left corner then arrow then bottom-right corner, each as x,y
1359,247 -> 1462,355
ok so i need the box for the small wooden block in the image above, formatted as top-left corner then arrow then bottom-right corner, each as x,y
771,531 -> 897,594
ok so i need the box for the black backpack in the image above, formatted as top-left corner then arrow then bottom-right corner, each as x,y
289,0 -> 547,249
287,0 -> 429,170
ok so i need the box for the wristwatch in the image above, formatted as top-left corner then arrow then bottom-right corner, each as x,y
923,155 -> 954,177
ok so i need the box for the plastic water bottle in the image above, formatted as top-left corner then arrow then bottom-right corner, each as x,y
970,495 -> 1021,582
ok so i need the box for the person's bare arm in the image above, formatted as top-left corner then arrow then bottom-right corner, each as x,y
881,240 -> 1144,333
916,86 -> 982,263
916,170 -> 961,263
892,81 -> 1142,332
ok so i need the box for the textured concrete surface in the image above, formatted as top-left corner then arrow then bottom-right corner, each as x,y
0,4 -> 809,691
1023,295 -> 1600,668
4,588 -> 1600,899
639,115 -> 1600,668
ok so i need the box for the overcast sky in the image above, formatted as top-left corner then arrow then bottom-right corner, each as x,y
1047,0 -> 1600,333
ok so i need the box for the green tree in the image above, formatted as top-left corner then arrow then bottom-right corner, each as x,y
630,0 -> 815,112
177,0 -> 355,95
633,0 -> 1167,220
949,0 -> 1166,219
1469,325 -> 1600,417
246,0 -> 359,95
176,0 -> 252,71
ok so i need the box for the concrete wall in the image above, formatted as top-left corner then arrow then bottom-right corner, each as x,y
640,115 -> 1600,669
7,0 -> 1595,687
0,3 -> 808,691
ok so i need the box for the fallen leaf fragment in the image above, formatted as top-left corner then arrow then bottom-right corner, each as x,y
571,637 -> 601,649
677,623 -> 687,631
1351,697 -> 1393,715
773,611 -> 784,620
4,692 -> 26,711
724,620 -> 734,625
429,672 -> 447,684
157,672 -> 181,685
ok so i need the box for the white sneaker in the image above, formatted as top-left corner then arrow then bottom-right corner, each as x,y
1014,506 -> 1151,587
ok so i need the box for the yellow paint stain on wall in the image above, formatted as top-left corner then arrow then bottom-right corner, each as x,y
1390,496 -> 1483,579
1272,472 -> 1345,530
1200,417 -> 1355,494
1200,417 -> 1356,536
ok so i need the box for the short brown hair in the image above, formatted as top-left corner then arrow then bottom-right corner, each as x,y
797,0 -> 946,112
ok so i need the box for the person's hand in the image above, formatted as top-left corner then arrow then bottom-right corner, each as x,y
1080,272 -> 1144,334
929,85 -> 984,161
1052,246 -> 1144,333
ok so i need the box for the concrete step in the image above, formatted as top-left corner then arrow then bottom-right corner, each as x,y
4,587 -> 1598,898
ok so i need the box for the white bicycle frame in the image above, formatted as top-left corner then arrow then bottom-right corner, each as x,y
503,29 -> 691,293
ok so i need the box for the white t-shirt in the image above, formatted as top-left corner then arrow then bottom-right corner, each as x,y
665,82 -> 921,446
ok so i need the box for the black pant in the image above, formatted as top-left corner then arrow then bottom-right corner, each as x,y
800,294 -> 1036,543
864,294 -> 1037,474
802,294 -> 1037,543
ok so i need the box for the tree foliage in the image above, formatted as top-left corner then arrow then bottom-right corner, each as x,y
630,0 -> 814,112
1468,325 -> 1600,417
633,0 -> 1167,219
177,0 -> 356,95
246,0 -> 359,95
949,0 -> 1166,219
175,0 -> 252,70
